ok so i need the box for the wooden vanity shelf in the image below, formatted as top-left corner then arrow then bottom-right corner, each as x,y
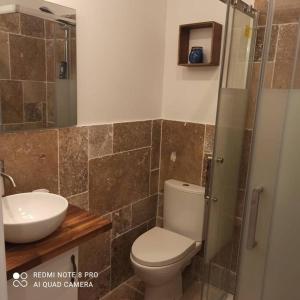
178,21 -> 222,67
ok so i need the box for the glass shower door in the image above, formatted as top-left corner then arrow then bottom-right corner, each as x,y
204,1 -> 256,299
237,0 -> 300,299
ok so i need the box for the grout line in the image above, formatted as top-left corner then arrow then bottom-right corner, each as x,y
7,32 -> 12,80
89,145 -> 152,161
111,219 -> 150,241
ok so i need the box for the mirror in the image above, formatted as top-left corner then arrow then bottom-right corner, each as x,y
0,0 -> 76,132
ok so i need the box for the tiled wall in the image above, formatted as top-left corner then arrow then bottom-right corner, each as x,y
0,13 -> 75,130
157,120 -> 215,226
0,120 -> 161,299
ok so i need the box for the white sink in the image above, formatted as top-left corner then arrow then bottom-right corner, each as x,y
2,192 -> 68,244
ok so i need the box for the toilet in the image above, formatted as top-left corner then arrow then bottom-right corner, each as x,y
130,179 -> 206,300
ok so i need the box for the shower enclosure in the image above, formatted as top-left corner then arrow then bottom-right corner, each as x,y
204,0 -> 300,299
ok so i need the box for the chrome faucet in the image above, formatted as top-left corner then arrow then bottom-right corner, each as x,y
0,160 -> 16,188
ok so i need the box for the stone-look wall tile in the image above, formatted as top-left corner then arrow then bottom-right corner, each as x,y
45,20 -> 55,39
24,103 -> 42,122
89,149 -> 150,216
0,80 -> 23,124
46,40 -> 55,82
126,276 -> 145,294
111,224 -> 147,289
59,127 -> 88,197
0,13 -> 20,33
246,62 -> 273,129
151,119 -> 162,170
79,230 -> 111,277
0,130 -> 58,194
273,24 -> 299,89
149,169 -> 159,195
10,34 -> 46,81
113,121 -> 151,152
160,120 -> 205,190
273,7 -> 300,24
47,83 -> 56,122
23,81 -> 46,103
67,192 -> 89,211
201,153 -> 211,187
102,284 -> 143,300
132,195 -> 158,227
239,130 -> 253,190
204,125 -> 215,153
157,193 -> 164,218
88,125 -> 113,159
112,205 -> 132,238
79,268 -> 111,300
254,25 -> 278,62
20,14 -> 45,38
0,31 -> 10,79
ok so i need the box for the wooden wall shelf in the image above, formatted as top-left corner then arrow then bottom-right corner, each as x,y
178,21 -> 223,67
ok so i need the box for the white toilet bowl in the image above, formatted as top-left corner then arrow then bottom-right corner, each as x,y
130,227 -> 201,300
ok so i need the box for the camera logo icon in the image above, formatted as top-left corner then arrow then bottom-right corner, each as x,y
12,272 -> 28,288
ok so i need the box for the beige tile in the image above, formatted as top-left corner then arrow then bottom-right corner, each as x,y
46,40 -> 55,82
238,130 -> 253,190
23,81 -> 46,103
150,169 -> 159,195
204,125 -> 215,153
0,31 -> 10,79
112,205 -> 132,238
151,119 -> 162,170
20,14 -> 45,38
160,120 -> 205,191
103,284 -> 143,300
111,224 -> 147,289
276,24 -> 298,61
10,34 -> 46,81
113,121 -> 151,152
0,130 -> 58,195
79,231 -> 111,277
47,83 -> 56,123
254,26 -> 278,62
132,195 -> 158,227
88,125 -> 113,159
0,80 -> 23,124
0,13 -> 20,33
89,149 -> 150,216
273,7 -> 300,24
24,102 -> 42,122
59,127 -> 88,197
79,268 -> 111,300
67,192 -> 89,211
126,276 -> 145,294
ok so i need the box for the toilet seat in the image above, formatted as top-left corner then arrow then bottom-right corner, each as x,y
131,227 -> 196,267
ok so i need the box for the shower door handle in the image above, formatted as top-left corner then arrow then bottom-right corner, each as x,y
247,186 -> 264,250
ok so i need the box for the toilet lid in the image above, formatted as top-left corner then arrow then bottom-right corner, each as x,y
131,227 -> 196,267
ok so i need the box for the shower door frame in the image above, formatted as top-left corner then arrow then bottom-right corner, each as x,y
204,0 -> 258,299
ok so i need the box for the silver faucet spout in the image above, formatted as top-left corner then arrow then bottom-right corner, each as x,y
0,172 -> 16,188
0,160 -> 16,189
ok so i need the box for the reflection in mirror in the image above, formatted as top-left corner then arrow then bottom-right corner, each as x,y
0,0 -> 77,132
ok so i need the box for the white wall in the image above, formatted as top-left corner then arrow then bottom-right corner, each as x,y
48,0 -> 167,125
161,0 -> 226,124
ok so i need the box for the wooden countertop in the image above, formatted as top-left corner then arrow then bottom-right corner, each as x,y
5,205 -> 112,280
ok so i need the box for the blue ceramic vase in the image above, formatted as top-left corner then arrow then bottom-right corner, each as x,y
189,47 -> 204,64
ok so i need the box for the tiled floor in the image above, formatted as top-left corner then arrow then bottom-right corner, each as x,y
102,277 -> 233,300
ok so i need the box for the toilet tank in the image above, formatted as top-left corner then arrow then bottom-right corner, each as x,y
164,179 -> 205,242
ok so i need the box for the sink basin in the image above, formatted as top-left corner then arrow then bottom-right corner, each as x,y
2,192 -> 68,244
